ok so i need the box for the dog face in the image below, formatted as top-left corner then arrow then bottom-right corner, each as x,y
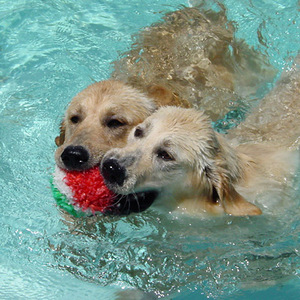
55,80 -> 157,171
101,107 -> 215,193
101,107 -> 262,216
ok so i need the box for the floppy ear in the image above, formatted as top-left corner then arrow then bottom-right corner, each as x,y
55,120 -> 66,147
147,85 -> 191,108
205,166 -> 262,216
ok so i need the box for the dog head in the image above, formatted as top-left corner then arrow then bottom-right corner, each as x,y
55,80 -> 187,171
101,107 -> 262,216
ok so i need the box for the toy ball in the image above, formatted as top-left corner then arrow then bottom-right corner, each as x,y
51,166 -> 115,217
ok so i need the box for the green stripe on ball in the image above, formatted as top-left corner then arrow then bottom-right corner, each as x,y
50,178 -> 85,218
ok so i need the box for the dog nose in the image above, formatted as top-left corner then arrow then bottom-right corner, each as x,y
101,158 -> 126,186
61,146 -> 89,170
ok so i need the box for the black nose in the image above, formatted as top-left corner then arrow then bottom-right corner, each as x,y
101,158 -> 126,187
61,146 -> 89,170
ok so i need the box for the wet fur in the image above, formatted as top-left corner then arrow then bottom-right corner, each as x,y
101,59 -> 300,216
55,6 -> 275,171
101,107 -> 264,216
112,6 -> 276,121
227,55 -> 300,149
55,81 -> 186,169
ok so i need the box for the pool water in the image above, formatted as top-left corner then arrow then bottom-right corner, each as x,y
0,0 -> 299,299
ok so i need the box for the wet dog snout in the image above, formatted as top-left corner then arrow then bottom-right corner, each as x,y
61,145 -> 89,170
101,158 -> 126,187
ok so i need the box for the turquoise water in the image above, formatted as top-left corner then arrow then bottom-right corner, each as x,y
0,0 -> 299,299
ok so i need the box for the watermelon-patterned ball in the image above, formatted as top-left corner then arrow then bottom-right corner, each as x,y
51,166 -> 115,217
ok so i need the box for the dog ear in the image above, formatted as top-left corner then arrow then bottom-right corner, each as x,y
55,120 -> 66,147
205,166 -> 262,216
147,85 -> 191,108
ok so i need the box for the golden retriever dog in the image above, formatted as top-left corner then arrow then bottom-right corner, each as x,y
55,81 -> 188,171
55,81 -> 187,214
54,5 -> 276,214
55,6 -> 275,171
100,57 -> 300,216
100,106 -> 298,216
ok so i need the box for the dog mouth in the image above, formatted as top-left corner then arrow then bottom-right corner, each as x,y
57,149 -> 159,215
100,157 -> 160,214
104,190 -> 159,216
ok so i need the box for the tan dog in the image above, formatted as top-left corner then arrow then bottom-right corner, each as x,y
55,80 -> 187,171
100,107 -> 260,216
55,6 -> 275,172
99,55 -> 299,216
100,97 -> 299,216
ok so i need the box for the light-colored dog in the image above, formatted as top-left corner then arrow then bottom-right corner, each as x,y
100,58 -> 300,216
55,6 -> 275,172
54,6 -> 278,216
55,81 -> 187,171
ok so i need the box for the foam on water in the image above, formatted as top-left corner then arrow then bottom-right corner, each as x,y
0,0 -> 299,299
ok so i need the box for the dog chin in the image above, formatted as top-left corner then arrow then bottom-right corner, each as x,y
106,189 -> 160,216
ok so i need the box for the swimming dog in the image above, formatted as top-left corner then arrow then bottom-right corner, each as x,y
55,6 -> 277,215
100,57 -> 299,216
55,6 -> 275,172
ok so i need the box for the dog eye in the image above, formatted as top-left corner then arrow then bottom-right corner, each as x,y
70,115 -> 80,124
134,127 -> 143,138
156,149 -> 174,161
106,119 -> 125,128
